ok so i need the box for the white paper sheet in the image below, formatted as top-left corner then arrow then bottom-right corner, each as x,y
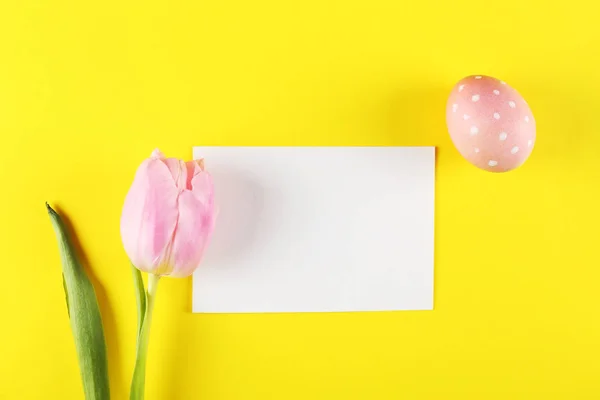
192,146 -> 435,313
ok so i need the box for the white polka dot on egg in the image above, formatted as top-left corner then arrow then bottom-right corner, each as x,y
488,160 -> 498,167
499,132 -> 507,141
508,101 -> 516,108
452,104 -> 458,112
494,113 -> 500,120
511,146 -> 519,154
470,126 -> 479,135
459,85 -> 465,92
472,95 -> 480,102
493,90 -> 500,95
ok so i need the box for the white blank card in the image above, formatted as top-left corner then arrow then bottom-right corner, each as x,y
193,146 -> 435,313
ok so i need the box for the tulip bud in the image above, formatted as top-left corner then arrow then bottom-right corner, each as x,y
120,149 -> 215,278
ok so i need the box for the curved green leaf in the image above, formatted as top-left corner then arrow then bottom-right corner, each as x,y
131,264 -> 146,338
47,203 -> 110,400
62,274 -> 70,318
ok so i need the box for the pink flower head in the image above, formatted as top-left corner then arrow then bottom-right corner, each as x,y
120,149 -> 215,277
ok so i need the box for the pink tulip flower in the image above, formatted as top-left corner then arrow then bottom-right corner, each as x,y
120,149 -> 215,278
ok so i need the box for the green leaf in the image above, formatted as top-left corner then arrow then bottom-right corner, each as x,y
47,203 -> 111,400
131,264 -> 146,338
62,274 -> 70,318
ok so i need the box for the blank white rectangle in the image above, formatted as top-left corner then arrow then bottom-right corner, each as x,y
193,146 -> 435,313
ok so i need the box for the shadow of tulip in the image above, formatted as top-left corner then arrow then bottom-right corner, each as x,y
53,206 -> 125,398
154,168 -> 266,398
154,281 -> 198,400
200,166 -> 266,273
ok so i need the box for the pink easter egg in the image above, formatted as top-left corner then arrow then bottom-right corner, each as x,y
446,75 -> 536,172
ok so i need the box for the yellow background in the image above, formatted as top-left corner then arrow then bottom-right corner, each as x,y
1,0 -> 599,399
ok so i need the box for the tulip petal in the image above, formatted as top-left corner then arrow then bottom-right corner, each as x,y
190,170 -> 214,208
120,158 -> 179,272
185,160 -> 204,190
167,190 -> 215,277
151,148 -> 165,159
162,158 -> 188,189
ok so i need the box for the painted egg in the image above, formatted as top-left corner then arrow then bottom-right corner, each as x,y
446,75 -> 536,172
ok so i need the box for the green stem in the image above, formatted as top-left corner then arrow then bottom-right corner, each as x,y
129,273 -> 160,400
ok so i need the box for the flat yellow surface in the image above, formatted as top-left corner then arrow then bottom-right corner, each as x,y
1,1 -> 599,399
